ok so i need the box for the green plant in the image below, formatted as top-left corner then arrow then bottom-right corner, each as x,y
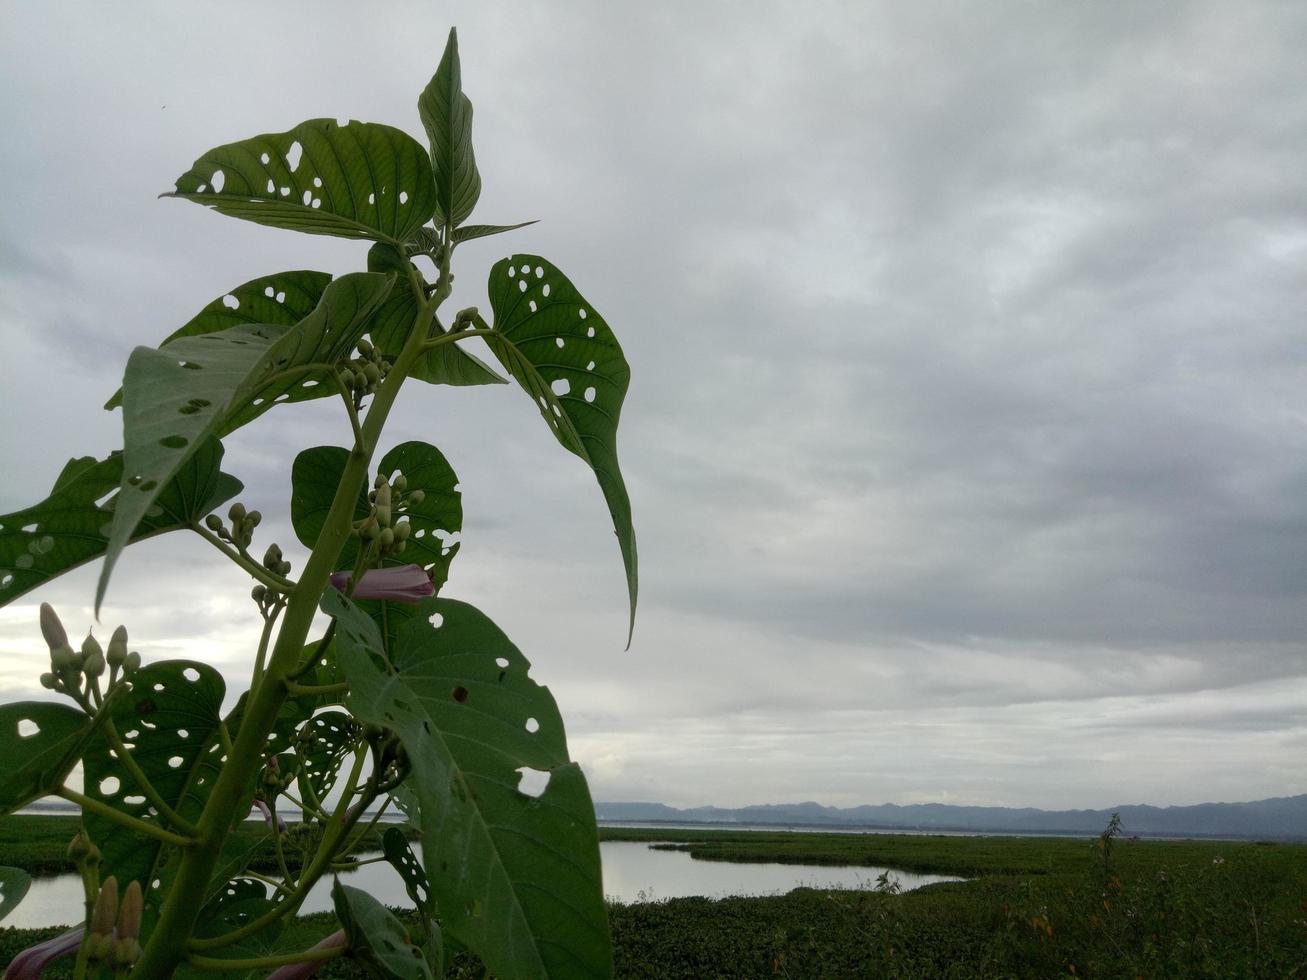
0,28 -> 635,979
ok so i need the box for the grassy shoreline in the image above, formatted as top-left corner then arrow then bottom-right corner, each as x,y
4,816 -> 1305,976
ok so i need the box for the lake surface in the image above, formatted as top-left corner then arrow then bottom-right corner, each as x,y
2,841 -> 959,929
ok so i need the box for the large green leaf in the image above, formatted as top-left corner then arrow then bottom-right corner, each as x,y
99,273 -> 392,611
452,220 -> 537,244
0,866 -> 31,923
291,441 -> 462,591
294,710 -> 355,808
167,119 -> 436,245
419,29 -> 480,230
0,440 -> 241,608
486,255 -> 637,642
0,702 -> 96,814
105,271 -> 331,410
81,660 -> 227,900
326,591 -> 612,979
366,243 -> 505,386
333,880 -> 432,980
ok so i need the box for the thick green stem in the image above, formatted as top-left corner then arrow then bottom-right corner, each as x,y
132,272 -> 442,979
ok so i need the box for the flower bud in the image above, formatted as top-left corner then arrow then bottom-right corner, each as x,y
83,652 -> 105,678
374,483 -> 392,527
117,880 -> 142,941
363,362 -> 381,386
247,510 -> 262,528
277,560 -> 292,576
107,626 -> 128,668
204,514 -> 223,532
394,522 -> 411,542
407,490 -> 425,507
113,937 -> 142,967
50,646 -> 78,673
392,473 -> 407,493
357,337 -> 374,357
378,528 -> 395,550
124,651 -> 141,674
251,585 -> 267,603
39,672 -> 58,690
81,633 -> 102,662
90,877 -> 118,937
338,367 -> 356,389
67,830 -> 94,864
228,502 -> 246,524
39,604 -> 68,651
360,517 -> 380,541
393,540 -> 406,554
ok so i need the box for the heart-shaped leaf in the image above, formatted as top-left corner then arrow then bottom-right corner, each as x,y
0,702 -> 96,814
105,271 -> 331,411
167,120 -> 436,245
485,255 -> 637,642
99,273 -> 392,611
332,880 -> 432,980
294,710 -> 355,809
419,29 -> 480,230
291,441 -> 462,591
0,866 -> 31,923
81,660 -> 226,899
326,590 -> 612,979
0,440 -> 241,608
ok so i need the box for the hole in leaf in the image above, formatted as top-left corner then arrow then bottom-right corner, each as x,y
124,795 -> 146,806
0,574 -> 12,588
508,266 -> 516,277
168,756 -> 183,769
99,776 -> 121,796
584,386 -> 597,403
542,283 -> 551,297
587,327 -> 596,338
555,337 -> 565,349
280,186 -> 291,196
313,176 -> 322,188
211,170 -> 225,193
276,291 -> 286,303
551,378 -> 570,396
518,280 -> 528,293
266,179 -> 275,194
429,612 -> 443,629
524,717 -> 540,734
529,300 -> 537,313
177,728 -> 189,739
495,657 -> 510,669
264,286 -> 275,298
451,686 -> 468,704
286,140 -> 303,171
399,191 -> 409,204
159,435 -> 188,449
222,294 -> 239,310
368,192 -> 375,205
579,308 -> 587,319
17,719 -> 39,737
535,266 -> 543,278
302,190 -> 312,205
586,360 -> 596,371
516,767 -> 549,798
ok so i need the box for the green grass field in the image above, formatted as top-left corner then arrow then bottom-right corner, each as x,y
2,816 -> 1305,977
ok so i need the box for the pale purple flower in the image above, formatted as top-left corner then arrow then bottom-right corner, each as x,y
264,929 -> 348,980
4,926 -> 83,979
251,798 -> 287,834
329,564 -> 433,603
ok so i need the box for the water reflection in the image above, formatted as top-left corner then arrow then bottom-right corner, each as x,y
3,841 -> 960,929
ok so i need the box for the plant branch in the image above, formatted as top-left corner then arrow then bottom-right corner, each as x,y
57,787 -> 195,848
192,523 -> 294,591
284,680 -> 349,697
186,945 -> 345,972
100,718 -> 200,835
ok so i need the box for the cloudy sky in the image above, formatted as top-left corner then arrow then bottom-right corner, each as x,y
1,2 -> 1305,811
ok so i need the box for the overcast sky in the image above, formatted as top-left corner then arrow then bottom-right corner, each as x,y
1,2 -> 1305,811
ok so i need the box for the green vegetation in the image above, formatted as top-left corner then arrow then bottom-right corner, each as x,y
4,818 -> 1305,976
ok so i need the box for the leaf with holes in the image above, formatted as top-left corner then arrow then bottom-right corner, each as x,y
0,440 -> 241,609
99,273 -> 392,611
366,243 -> 505,387
333,880 -> 432,980
0,703 -> 99,815
485,255 -> 637,642
292,441 -> 462,591
294,710 -> 355,809
382,826 -> 433,915
452,220 -> 538,244
81,661 -> 226,898
0,866 -> 30,923
105,270 -> 331,410
326,591 -> 612,979
420,28 -> 480,230
167,119 -> 436,245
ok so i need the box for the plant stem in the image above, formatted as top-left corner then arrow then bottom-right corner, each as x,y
132,269 -> 443,979
57,788 -> 195,848
193,524 -> 294,591
283,680 -> 350,697
186,945 -> 345,971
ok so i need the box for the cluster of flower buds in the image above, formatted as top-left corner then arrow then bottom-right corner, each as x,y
205,501 -> 262,552
363,723 -> 410,792
338,338 -> 392,401
259,755 -> 294,798
38,604 -> 139,703
355,471 -> 423,559
451,305 -> 479,331
67,830 -> 102,875
83,877 -> 143,967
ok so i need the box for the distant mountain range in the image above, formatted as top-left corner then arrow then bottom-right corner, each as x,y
595,795 -> 1307,840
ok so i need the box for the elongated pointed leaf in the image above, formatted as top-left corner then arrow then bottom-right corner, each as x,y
291,441 -> 462,590
486,255 -> 637,642
0,702 -> 97,814
81,660 -> 226,900
453,220 -> 537,244
105,271 -> 331,410
326,591 -> 612,979
366,243 -> 506,386
419,28 -> 481,229
99,273 -> 392,611
333,880 -> 432,979
0,440 -> 241,608
0,866 -> 31,923
167,120 -> 436,245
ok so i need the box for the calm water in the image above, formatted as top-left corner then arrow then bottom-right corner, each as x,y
2,841 -> 959,929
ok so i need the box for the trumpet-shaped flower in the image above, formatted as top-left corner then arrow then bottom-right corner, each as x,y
329,564 -> 433,603
264,930 -> 348,980
4,926 -> 83,979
